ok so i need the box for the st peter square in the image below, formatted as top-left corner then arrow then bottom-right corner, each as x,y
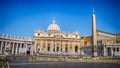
0,0 -> 120,68
0,9 -> 120,57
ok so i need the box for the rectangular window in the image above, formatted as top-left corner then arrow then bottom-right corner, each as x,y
113,48 -> 115,51
117,48 -> 119,52
53,48 -> 55,52
65,47 -> 68,52
57,47 -> 59,52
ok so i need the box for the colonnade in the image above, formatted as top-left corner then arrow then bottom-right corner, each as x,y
0,34 -> 34,55
0,40 -> 27,55
104,45 -> 120,57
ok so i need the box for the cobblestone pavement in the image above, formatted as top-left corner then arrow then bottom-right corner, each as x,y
9,58 -> 120,68
10,62 -> 120,68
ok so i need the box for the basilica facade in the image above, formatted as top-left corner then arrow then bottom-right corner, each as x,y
34,20 -> 84,55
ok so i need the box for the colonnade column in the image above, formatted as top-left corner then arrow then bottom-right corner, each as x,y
8,42 -> 11,54
31,43 -> 33,55
104,45 -> 107,57
0,41 -> 3,54
24,43 -> 27,55
5,42 -> 7,53
19,43 -> 22,54
12,43 -> 15,54
15,43 -> 18,54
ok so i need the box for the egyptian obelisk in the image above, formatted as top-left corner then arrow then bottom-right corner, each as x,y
92,8 -> 97,57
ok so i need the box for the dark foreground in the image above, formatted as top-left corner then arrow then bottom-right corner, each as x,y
10,62 -> 120,68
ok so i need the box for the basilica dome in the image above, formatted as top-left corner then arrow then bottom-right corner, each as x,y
47,20 -> 60,33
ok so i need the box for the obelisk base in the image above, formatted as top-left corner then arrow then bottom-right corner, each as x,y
93,47 -> 98,57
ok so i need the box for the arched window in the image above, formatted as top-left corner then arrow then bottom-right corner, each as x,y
75,46 -> 78,52
36,44 -> 39,48
36,44 -> 40,53
38,48 -> 40,52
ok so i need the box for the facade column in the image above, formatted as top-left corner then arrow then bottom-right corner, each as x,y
40,41 -> 43,53
49,41 -> 52,53
51,41 -> 53,53
68,42 -> 70,53
0,41 -> 3,54
62,42 -> 65,53
46,41 -> 48,52
69,42 -> 72,53
12,43 -> 15,54
72,42 -> 75,53
59,42 -> 61,53
55,41 -> 56,52
34,41 -> 37,53
58,41 -> 60,53
77,42 -> 79,53
60,41 -> 62,53
15,43 -> 18,54
39,41 -> 42,52
78,42 -> 80,53
61,42 -> 63,53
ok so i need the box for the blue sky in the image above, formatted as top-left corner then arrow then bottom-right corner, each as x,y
0,0 -> 120,37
